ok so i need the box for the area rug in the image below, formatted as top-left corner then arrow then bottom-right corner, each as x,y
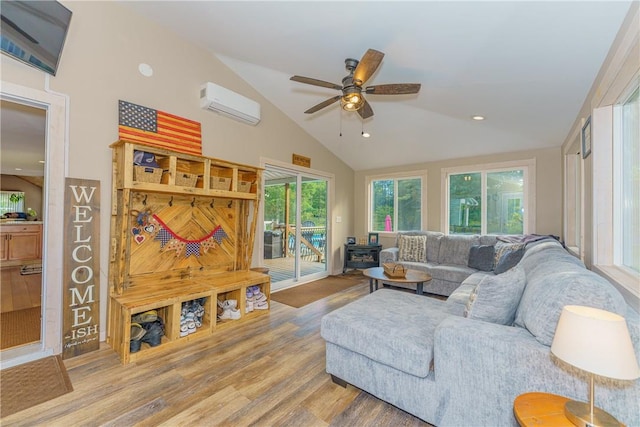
1,306 -> 41,350
0,355 -> 73,417
271,274 -> 365,308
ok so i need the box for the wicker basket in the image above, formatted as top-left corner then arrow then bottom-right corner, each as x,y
175,172 -> 198,187
383,263 -> 407,278
238,181 -> 253,193
210,176 -> 231,191
133,165 -> 162,183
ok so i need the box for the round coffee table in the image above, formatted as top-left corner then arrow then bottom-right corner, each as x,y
363,266 -> 432,295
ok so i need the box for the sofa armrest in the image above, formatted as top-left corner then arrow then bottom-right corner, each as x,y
433,316 -> 639,427
380,247 -> 398,264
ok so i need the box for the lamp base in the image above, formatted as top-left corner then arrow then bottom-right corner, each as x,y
564,400 -> 622,427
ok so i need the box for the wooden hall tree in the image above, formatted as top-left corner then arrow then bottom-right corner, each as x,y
107,141 -> 269,364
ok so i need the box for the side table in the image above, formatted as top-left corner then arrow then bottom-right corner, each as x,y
514,392 -> 574,427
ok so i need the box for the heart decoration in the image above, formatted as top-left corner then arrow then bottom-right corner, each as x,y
144,224 -> 155,234
134,234 -> 146,245
131,227 -> 141,235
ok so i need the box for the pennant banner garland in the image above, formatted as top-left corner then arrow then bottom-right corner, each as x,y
131,212 -> 228,258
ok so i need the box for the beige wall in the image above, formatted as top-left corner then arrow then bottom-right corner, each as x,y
354,147 -> 562,249
1,1 -> 354,340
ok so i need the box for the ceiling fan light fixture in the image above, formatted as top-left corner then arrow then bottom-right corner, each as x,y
341,89 -> 364,112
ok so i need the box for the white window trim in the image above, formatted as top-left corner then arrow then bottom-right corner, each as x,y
592,81 -> 640,300
365,170 -> 427,235
440,159 -> 536,235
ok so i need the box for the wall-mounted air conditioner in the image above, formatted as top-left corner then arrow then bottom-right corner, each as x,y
200,82 -> 261,126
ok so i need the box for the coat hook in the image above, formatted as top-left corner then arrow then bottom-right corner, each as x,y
191,197 -> 196,207
228,201 -> 233,208
169,196 -> 173,207
210,199 -> 214,208
142,194 -> 147,205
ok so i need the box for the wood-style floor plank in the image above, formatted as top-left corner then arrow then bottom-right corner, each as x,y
0,267 -> 41,313
0,280 -> 432,427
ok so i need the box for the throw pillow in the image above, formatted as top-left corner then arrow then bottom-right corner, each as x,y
493,242 -> 525,274
468,245 -> 495,271
398,235 -> 427,263
464,266 -> 526,325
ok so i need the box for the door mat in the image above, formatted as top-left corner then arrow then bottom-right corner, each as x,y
1,307 -> 41,350
0,355 -> 73,417
271,275 -> 365,308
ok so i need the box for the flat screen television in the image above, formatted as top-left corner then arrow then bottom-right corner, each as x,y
1,0 -> 72,76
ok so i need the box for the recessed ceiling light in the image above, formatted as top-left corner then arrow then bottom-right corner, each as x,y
362,132 -> 370,138
39,160 -> 45,164
472,115 -> 485,121
15,168 -> 22,171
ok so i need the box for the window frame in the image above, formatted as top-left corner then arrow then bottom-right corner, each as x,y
441,159 -> 536,235
591,76 -> 640,300
366,171 -> 427,234
563,132 -> 583,259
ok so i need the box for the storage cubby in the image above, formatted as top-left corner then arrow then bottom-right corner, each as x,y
108,141 -> 268,364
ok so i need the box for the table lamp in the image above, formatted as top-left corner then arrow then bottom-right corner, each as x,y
551,305 -> 640,427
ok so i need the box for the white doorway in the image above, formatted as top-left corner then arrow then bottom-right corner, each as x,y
1,82 -> 67,368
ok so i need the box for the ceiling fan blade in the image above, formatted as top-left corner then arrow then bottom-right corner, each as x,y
353,49 -> 385,86
291,75 -> 342,91
357,98 -> 374,119
304,95 -> 341,114
365,83 -> 421,95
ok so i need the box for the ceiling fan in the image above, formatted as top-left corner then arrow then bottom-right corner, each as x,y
290,49 -> 421,119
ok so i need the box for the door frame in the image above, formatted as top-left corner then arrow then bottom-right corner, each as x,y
1,82 -> 67,368
259,157 -> 334,289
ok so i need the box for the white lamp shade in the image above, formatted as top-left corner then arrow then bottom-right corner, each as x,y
551,305 -> 640,380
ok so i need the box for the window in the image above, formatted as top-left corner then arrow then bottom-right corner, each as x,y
615,86 -> 639,273
368,175 -> 423,232
0,191 -> 25,216
443,160 -> 535,235
564,139 -> 582,254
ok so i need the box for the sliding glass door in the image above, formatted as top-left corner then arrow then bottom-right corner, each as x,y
263,165 -> 328,290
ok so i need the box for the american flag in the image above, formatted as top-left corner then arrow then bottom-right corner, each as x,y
118,100 -> 202,155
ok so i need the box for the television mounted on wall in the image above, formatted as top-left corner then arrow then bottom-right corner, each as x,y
1,0 -> 72,76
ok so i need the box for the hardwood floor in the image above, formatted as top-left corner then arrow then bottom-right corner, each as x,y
1,281 -> 432,426
0,266 -> 41,313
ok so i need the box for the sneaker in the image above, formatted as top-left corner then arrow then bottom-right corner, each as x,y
246,300 -> 254,313
218,308 -> 241,320
187,320 -> 196,334
132,310 -> 158,324
255,301 -> 269,310
254,293 -> 267,303
222,299 -> 237,310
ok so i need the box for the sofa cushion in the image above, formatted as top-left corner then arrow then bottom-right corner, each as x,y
429,263 -> 478,284
468,245 -> 495,271
397,231 -> 444,262
515,246 -> 627,346
438,235 -> 480,265
445,283 -> 477,316
493,242 -> 525,269
320,289 -> 450,378
494,246 -> 525,274
398,234 -> 427,263
463,266 -> 526,325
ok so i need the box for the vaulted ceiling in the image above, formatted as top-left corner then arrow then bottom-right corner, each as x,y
122,1 -> 632,170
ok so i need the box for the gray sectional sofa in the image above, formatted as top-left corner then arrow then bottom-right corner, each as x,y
379,230 -> 515,296
322,238 -> 640,426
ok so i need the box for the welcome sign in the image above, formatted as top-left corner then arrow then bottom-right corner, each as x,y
62,178 -> 100,359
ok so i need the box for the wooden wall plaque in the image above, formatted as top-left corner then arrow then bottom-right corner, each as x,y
62,178 -> 100,359
292,153 -> 311,168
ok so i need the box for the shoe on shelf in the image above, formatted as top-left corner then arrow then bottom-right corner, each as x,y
132,310 -> 158,324
218,308 -> 241,320
254,293 -> 267,303
130,322 -> 147,341
187,320 -> 197,334
130,338 -> 142,353
141,317 -> 164,346
254,301 -> 269,310
222,299 -> 237,310
246,300 -> 254,313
